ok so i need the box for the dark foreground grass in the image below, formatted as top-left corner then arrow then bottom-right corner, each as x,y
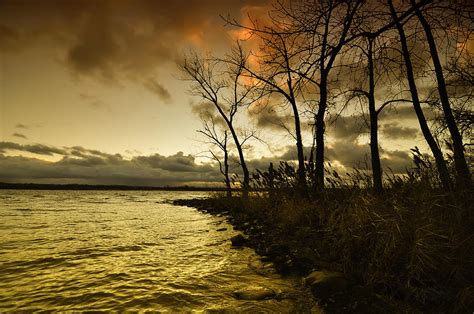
177,178 -> 473,312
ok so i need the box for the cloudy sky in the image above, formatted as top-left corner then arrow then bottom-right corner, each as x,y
0,0 -> 428,186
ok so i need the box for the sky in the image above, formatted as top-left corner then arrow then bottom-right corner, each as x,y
0,0 -> 432,186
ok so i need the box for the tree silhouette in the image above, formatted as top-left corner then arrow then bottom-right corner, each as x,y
182,51 -> 258,197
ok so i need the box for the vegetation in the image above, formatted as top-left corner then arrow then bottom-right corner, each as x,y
203,157 -> 473,311
181,0 -> 473,311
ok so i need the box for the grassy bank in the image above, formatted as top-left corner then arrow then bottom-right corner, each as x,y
176,175 -> 473,312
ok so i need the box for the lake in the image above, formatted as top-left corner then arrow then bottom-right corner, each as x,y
0,190 -> 316,312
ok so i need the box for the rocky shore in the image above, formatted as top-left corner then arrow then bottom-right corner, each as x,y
173,198 -> 422,313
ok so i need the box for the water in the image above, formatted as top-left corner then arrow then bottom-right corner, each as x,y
0,190 -> 316,312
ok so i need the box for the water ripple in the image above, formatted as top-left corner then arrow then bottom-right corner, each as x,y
0,190 -> 315,312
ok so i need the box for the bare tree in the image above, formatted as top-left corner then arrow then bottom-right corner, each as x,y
284,0 -> 364,190
443,47 -> 474,142
342,1 -> 413,194
221,29 -> 309,192
182,51 -> 257,197
225,0 -> 440,193
196,115 -> 232,197
345,35 -> 385,194
410,0 -> 471,188
388,0 -> 453,190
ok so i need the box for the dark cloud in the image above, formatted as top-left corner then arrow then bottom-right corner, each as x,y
326,141 -> 413,173
144,78 -> 171,103
12,133 -> 28,139
191,102 -> 227,128
251,105 -> 371,142
0,142 -> 223,186
191,102 -> 215,119
15,123 -> 28,129
378,104 -> 437,121
381,123 -> 419,140
125,149 -> 143,156
378,105 -> 416,120
135,152 -> 213,173
254,107 -> 294,132
0,141 -> 66,156
0,0 -> 270,83
244,142 -> 413,175
69,146 -> 121,159
57,155 -> 108,167
0,139 -> 415,185
326,141 -> 371,168
278,145 -> 313,162
380,149 -> 413,173
328,115 -> 368,140
67,13 -> 118,80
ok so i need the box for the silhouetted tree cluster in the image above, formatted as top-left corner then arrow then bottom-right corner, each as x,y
182,0 -> 472,196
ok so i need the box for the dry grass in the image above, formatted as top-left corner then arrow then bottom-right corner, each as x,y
214,160 -> 473,311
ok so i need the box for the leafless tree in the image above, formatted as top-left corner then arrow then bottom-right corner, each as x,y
409,0 -> 471,188
346,36 -> 385,194
282,0 -> 364,190
182,51 -> 257,197
341,0 -> 417,194
196,115 -> 232,197
388,0 -> 453,190
223,0 -> 443,193
221,28 -> 309,192
442,49 -> 474,143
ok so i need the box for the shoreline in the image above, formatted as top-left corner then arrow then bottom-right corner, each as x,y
0,182 -> 228,191
174,197 -> 422,313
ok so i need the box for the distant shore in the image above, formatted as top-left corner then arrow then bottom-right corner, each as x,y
0,182 -> 228,192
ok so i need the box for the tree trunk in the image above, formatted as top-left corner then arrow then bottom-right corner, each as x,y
368,38 -> 383,194
315,75 -> 327,191
289,98 -> 307,193
389,0 -> 452,190
228,126 -> 250,198
411,0 -> 471,188
223,147 -> 231,198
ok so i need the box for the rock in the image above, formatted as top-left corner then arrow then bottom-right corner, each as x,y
304,270 -> 349,299
273,258 -> 292,275
216,227 -> 227,232
230,234 -> 247,247
232,286 -> 276,300
232,222 -> 243,230
248,257 -> 280,278
266,243 -> 290,257
290,248 -> 318,274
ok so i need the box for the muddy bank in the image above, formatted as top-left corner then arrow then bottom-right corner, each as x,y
173,198 -> 422,313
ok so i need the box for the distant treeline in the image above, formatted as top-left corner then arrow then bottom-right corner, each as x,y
0,182 -> 228,191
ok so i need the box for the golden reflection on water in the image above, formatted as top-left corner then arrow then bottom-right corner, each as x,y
0,190 -> 315,312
